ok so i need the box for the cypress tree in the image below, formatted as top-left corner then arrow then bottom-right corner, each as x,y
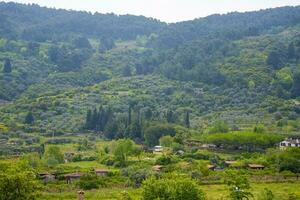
166,110 -> 175,123
92,108 -> 98,131
3,58 -> 12,73
25,112 -> 34,124
128,105 -> 132,127
85,109 -> 92,129
184,111 -> 190,128
288,42 -> 295,59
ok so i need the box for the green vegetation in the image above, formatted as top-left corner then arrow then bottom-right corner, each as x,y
0,2 -> 300,199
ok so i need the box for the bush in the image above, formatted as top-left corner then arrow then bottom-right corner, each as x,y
156,155 -> 173,165
76,174 -> 106,190
142,176 -> 205,200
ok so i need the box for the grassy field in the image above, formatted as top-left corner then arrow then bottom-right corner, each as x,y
39,181 -> 300,200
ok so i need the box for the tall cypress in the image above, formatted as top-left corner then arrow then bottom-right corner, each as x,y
91,108 -> 98,131
166,110 -> 174,123
25,112 -> 34,124
128,105 -> 132,127
184,111 -> 190,128
3,58 -> 12,73
85,109 -> 92,129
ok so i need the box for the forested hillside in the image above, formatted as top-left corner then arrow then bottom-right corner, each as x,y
1,3 -> 300,199
0,2 -> 300,136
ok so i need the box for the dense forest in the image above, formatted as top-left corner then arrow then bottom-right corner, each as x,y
1,2 -> 300,200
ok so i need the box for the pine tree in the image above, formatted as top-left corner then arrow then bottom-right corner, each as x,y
184,111 -> 190,128
25,112 -> 34,124
3,58 -> 12,73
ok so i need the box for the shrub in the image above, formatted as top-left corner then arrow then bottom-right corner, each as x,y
76,174 -> 106,190
142,176 -> 205,200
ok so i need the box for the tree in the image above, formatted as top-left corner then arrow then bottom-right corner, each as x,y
291,72 -> 300,97
99,37 -> 115,53
209,120 -> 229,133
44,146 -> 64,167
91,108 -> 98,130
288,42 -> 295,59
73,36 -> 92,49
142,176 -> 205,200
159,135 -> 174,147
3,58 -> 12,73
166,110 -> 175,123
25,112 -> 34,124
122,65 -> 132,77
184,111 -> 190,128
128,105 -> 132,127
85,109 -> 92,130
224,170 -> 253,200
267,51 -> 283,69
113,139 -> 135,167
144,124 -> 176,147
0,161 -> 38,200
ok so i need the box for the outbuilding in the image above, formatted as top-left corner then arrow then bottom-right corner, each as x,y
248,164 -> 265,170
64,173 -> 83,184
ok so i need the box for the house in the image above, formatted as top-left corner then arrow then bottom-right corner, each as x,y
200,144 -> 217,149
154,146 -> 163,152
248,164 -> 265,170
280,138 -> 300,149
64,173 -> 83,184
94,169 -> 110,176
207,164 -> 216,171
38,172 -> 56,183
152,165 -> 163,172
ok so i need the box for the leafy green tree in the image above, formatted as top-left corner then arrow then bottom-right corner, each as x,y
224,170 -> 253,200
159,135 -> 174,147
144,124 -> 176,147
113,139 -> 135,167
209,121 -> 229,133
76,173 -> 106,190
0,161 -> 38,200
142,176 -> 205,200
25,112 -> 34,124
44,146 -> 64,167
3,58 -> 12,73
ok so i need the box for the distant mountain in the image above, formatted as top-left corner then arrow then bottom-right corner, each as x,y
0,2 -> 166,41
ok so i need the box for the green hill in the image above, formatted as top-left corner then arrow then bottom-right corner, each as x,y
0,2 -> 300,138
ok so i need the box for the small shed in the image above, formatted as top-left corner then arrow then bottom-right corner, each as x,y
248,164 -> 265,170
94,169 -> 110,176
225,161 -> 237,167
64,173 -> 83,184
152,165 -> 163,172
38,172 -> 56,183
